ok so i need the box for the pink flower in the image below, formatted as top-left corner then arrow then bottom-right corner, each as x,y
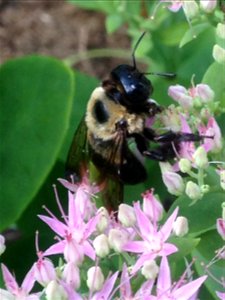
151,256 -> 207,299
0,263 -> 40,300
160,0 -> 183,12
123,203 -> 178,273
39,190 -> 99,264
33,255 -> 56,286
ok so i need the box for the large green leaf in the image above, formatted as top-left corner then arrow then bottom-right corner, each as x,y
193,230 -> 225,299
169,191 -> 224,237
0,56 -> 74,231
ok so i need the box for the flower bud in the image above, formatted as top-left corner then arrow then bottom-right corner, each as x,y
108,229 -> 128,253
142,189 -> 163,221
173,216 -> 189,237
64,239 -> 84,265
195,84 -> 214,103
183,1 -> 199,18
141,260 -> 159,280
193,146 -> 208,169
162,171 -> 185,196
185,181 -> 202,201
45,280 -> 67,300
87,266 -> 104,292
96,207 -> 109,232
216,23 -> 225,40
179,158 -> 192,173
0,235 -> 6,256
217,218 -> 225,240
118,204 -> 136,227
34,258 -> 56,286
201,184 -> 210,194
220,170 -> 225,191
200,0 -> 217,13
93,234 -> 110,258
213,44 -> 225,64
168,85 -> 193,108
62,262 -> 80,290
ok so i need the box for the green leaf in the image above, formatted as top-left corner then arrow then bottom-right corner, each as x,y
179,23 -> 211,48
0,56 -> 74,231
169,236 -> 200,260
193,230 -> 225,299
106,14 -> 124,34
202,62 -> 225,105
67,0 -> 115,14
169,191 -> 224,237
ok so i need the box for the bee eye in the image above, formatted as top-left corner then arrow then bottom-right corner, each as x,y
93,100 -> 109,123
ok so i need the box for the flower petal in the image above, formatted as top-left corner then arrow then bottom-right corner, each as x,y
173,275 -> 207,299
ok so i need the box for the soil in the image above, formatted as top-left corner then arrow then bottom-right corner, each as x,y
0,0 -> 130,79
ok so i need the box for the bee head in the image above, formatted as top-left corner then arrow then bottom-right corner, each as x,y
110,64 -> 153,106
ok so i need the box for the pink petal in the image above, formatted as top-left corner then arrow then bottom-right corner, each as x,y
173,275 -> 207,299
38,215 -> 67,237
92,271 -> 119,300
120,264 -> 132,297
160,243 -> 178,256
159,207 -> 179,241
134,202 -> 154,237
216,291 -> 225,300
83,240 -> 96,260
21,265 -> 36,293
123,241 -> 146,253
43,240 -> 66,256
58,178 -> 78,192
84,215 -> 99,239
156,256 -> 171,294
131,253 -> 157,274
68,191 -> 81,228
1,264 -> 18,292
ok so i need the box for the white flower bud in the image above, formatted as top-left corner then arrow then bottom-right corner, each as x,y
193,146 -> 208,169
96,207 -> 110,232
118,204 -> 136,227
173,216 -> 189,237
87,266 -> 104,292
222,202 -> 225,220
108,229 -> 128,253
168,85 -> 193,108
183,0 -> 199,18
213,44 -> 225,64
141,260 -> 159,280
201,184 -> 210,194
162,171 -> 185,196
45,280 -> 67,300
195,84 -> 214,103
62,262 -> 80,290
179,158 -> 192,173
0,235 -> 6,256
185,181 -> 202,201
216,23 -> 225,40
200,0 -> 217,13
93,234 -> 110,258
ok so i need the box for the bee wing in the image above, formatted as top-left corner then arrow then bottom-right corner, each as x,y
66,116 -> 88,179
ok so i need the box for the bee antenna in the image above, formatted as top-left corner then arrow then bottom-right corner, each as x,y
144,72 -> 176,79
132,31 -> 146,70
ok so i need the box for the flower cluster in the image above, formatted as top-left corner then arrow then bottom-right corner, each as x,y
0,179 -> 212,300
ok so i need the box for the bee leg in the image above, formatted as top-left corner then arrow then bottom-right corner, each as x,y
154,131 -> 203,143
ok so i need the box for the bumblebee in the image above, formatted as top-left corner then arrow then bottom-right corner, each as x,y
66,32 -> 203,210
